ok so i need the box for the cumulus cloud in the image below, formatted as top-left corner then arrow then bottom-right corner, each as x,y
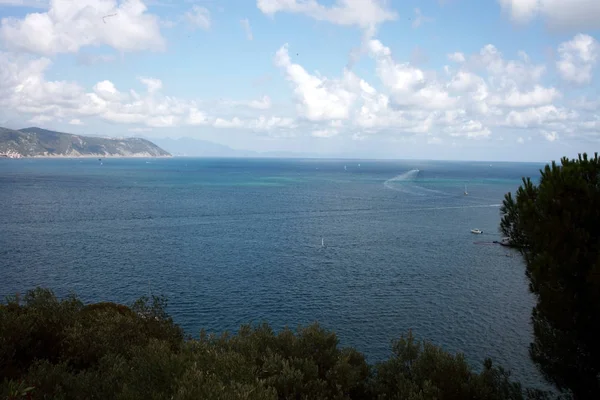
138,77 -> 163,93
248,95 -> 271,110
556,34 -> 599,84
0,0 -> 165,56
275,44 -> 358,121
185,5 -> 211,30
269,34 -> 594,143
448,52 -> 465,63
498,0 -> 600,30
0,52 -> 296,132
69,118 -> 83,125
541,130 -> 558,141
257,0 -> 397,29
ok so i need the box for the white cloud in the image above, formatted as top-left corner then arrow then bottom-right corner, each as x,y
473,45 -> 546,85
248,95 -> 271,110
412,8 -> 433,28
504,105 -> 576,128
138,77 -> 163,93
128,127 -> 152,132
445,120 -> 491,139
185,5 -> 211,30
0,0 -> 165,56
541,130 -> 558,141
448,52 -> 465,63
29,114 -> 54,124
240,18 -> 253,40
490,85 -> 561,107
556,34 -> 599,84
499,0 -> 600,30
498,0 -> 539,23
312,128 -> 339,138
69,118 -> 83,125
257,0 -> 397,29
368,39 -> 456,109
187,108 -> 208,125
275,44 -> 358,121
213,115 -> 295,131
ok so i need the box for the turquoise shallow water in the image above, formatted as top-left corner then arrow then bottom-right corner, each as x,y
0,158 -> 546,387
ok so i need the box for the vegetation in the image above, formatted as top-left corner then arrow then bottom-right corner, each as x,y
0,126 -> 170,157
0,288 -> 552,400
500,152 -> 600,399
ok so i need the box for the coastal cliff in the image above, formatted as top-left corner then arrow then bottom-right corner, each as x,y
0,127 -> 170,158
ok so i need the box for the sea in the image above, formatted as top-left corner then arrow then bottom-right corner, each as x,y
0,157 -> 547,388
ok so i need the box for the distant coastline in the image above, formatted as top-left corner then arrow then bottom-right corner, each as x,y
0,126 -> 171,158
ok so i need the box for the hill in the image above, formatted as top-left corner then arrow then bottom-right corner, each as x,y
152,137 -> 314,158
0,127 -> 170,158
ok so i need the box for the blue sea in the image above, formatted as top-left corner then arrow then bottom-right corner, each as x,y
0,157 -> 546,387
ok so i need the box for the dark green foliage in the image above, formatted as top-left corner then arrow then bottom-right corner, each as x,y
1,288 -> 550,399
500,153 -> 600,399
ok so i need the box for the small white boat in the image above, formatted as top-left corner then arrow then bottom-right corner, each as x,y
471,229 -> 483,234
321,237 -> 324,247
464,184 -> 468,195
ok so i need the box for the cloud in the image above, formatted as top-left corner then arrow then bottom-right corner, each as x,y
185,5 -> 211,30
489,85 -> 561,107
240,18 -> 253,40
268,35 -> 595,143
499,0 -> 600,30
541,130 -> 558,141
556,34 -> 599,84
504,105 -> 576,128
0,0 -> 165,56
312,128 -> 339,138
448,52 -> 465,63
275,44 -> 358,121
257,0 -> 397,29
69,118 -> 83,125
248,95 -> 271,110
368,39 -> 456,110
412,8 -> 433,28
138,77 -> 163,93
213,115 -> 295,131
29,114 -> 54,124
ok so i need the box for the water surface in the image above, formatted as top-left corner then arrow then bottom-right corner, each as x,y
0,157 -> 545,387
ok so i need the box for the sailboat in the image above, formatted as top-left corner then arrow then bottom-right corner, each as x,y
464,184 -> 468,196
321,238 -> 325,247
344,165 -> 347,171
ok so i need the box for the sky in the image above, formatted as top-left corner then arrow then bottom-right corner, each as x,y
0,0 -> 599,162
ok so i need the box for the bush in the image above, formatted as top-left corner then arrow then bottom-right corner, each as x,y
0,288 -> 552,399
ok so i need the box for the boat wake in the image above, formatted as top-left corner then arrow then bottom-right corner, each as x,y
383,169 -> 444,196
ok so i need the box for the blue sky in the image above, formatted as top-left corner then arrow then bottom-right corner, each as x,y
0,0 -> 599,161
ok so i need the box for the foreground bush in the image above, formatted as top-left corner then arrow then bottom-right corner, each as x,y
1,288 -> 553,399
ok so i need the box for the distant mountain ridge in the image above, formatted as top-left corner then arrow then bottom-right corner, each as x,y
152,137 -> 314,158
0,127 -> 170,158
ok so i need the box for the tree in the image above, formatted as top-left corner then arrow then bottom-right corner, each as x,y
1,288 -> 549,399
500,152 -> 600,399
